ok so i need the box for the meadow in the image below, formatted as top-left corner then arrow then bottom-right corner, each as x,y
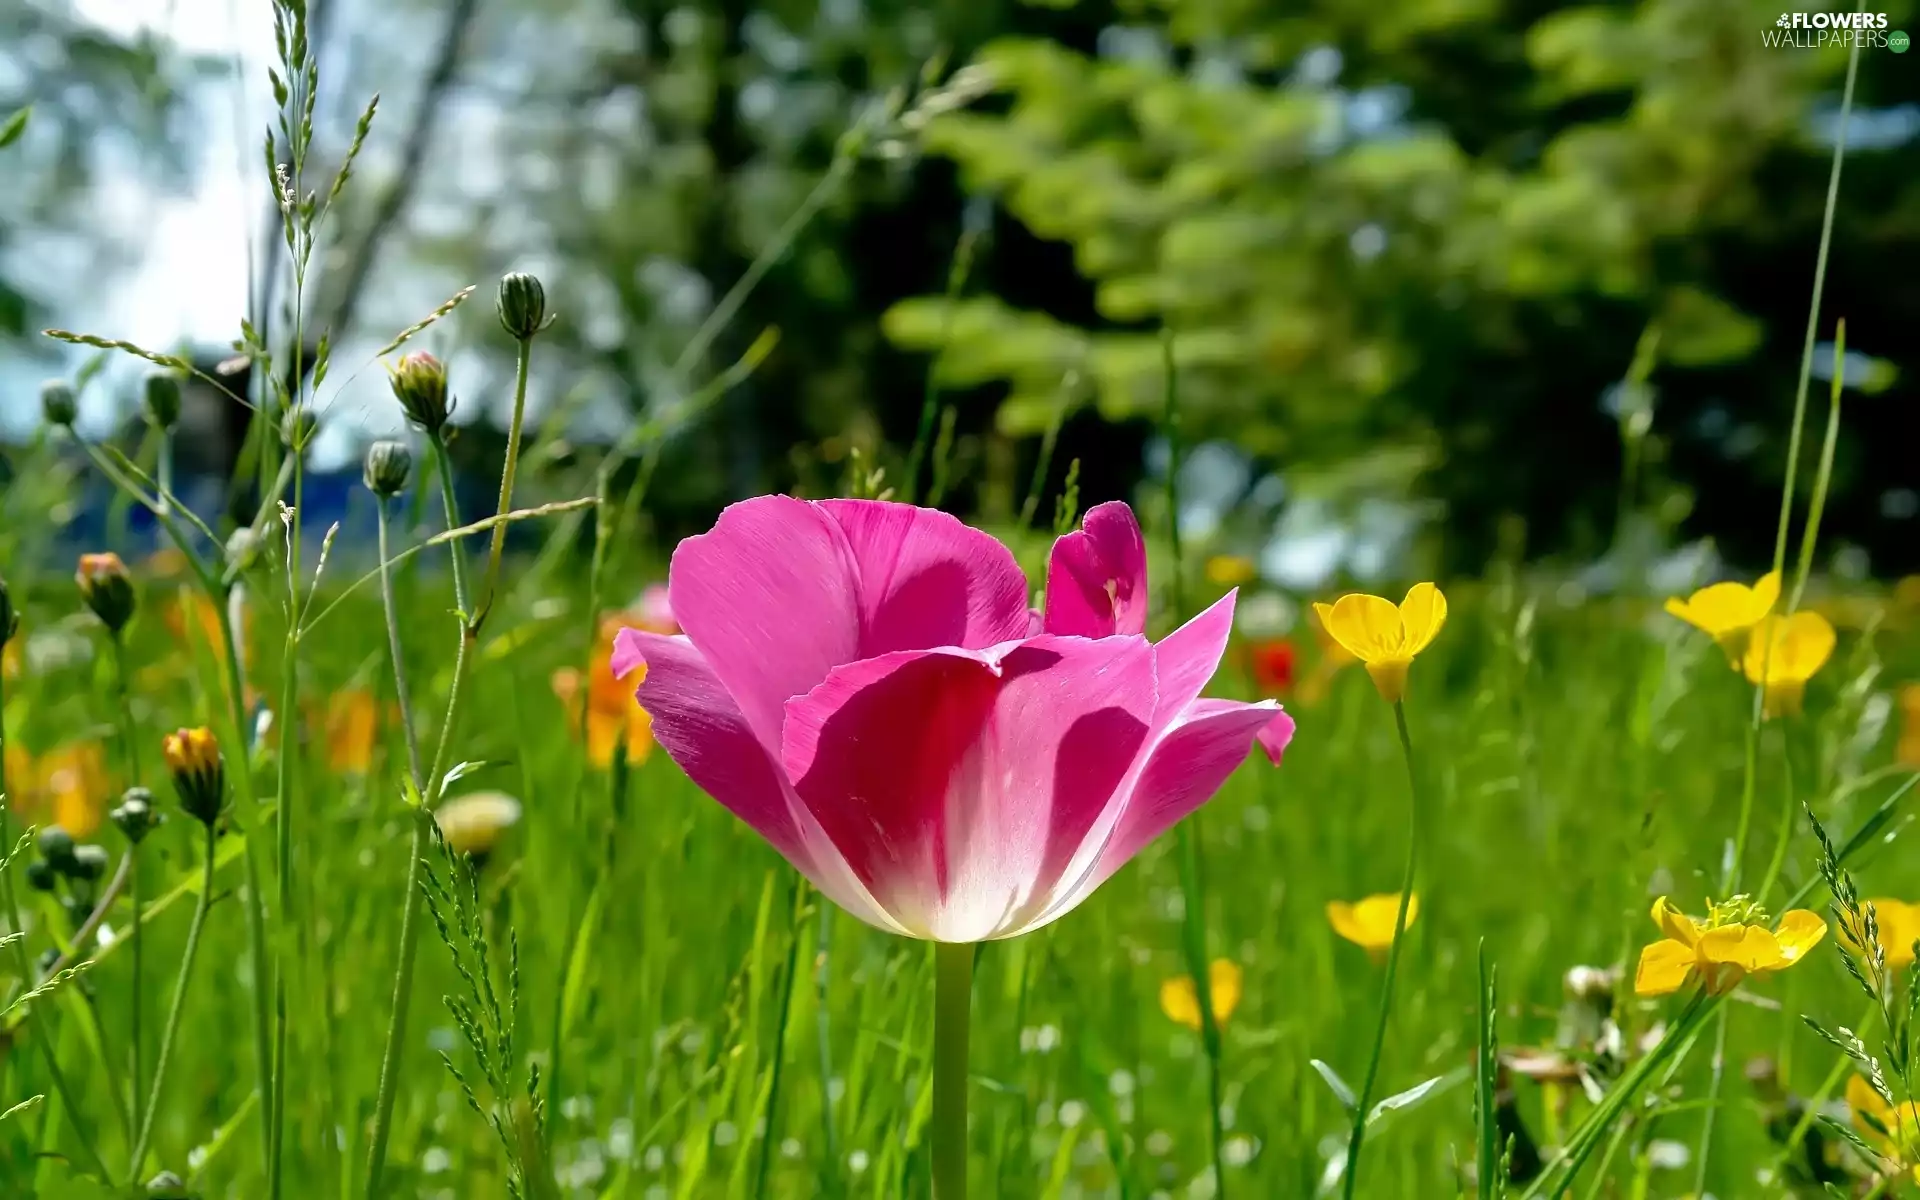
5,3 -> 1920,1198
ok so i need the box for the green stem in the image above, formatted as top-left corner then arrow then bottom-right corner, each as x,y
814,902 -> 839,1192
932,941 -> 975,1200
1176,820 -> 1227,1199
1689,1006 -> 1731,1196
1788,321 -> 1847,615
1341,701 -> 1422,1200
904,221 -> 980,505
1771,18 -> 1860,576
127,821 -> 218,1183
268,435 -> 305,1200
477,336 -> 534,628
108,632 -> 145,1131
1160,329 -> 1186,623
753,878 -> 806,1197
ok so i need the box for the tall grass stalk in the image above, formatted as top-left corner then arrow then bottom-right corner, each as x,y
127,821 -> 219,1183
105,628 -> 145,1129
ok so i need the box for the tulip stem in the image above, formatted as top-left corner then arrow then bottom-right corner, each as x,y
1341,700 -> 1422,1200
932,941 -> 975,1200
128,820 -> 217,1184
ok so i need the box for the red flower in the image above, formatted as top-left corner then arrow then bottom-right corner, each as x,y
1249,638 -> 1297,695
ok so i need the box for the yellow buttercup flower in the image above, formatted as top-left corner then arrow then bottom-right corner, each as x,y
1204,555 -> 1257,587
1328,892 -> 1418,962
1634,895 -> 1825,997
1847,1073 -> 1920,1184
1664,571 -> 1779,662
1839,898 -> 1920,972
1312,584 -> 1447,703
4,742 -> 112,839
1159,959 -> 1243,1032
1742,611 -> 1835,719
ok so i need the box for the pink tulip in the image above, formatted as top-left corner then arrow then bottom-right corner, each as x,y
612,496 -> 1294,942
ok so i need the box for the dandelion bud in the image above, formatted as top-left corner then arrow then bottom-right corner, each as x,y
146,1170 -> 192,1198
37,826 -> 76,872
68,842 -> 109,883
387,352 -> 452,433
112,787 -> 161,844
144,370 -> 183,430
76,552 -> 137,634
497,271 -> 547,340
40,379 -> 77,427
225,527 -> 261,574
281,405 -> 319,452
363,439 -> 413,498
434,791 -> 522,870
0,570 -> 18,645
162,727 -> 226,827
24,859 -> 56,892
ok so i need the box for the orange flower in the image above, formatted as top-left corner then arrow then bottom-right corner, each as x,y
324,688 -> 382,775
554,627 -> 653,769
5,742 -> 112,839
1246,638 -> 1297,695
1899,685 -> 1920,770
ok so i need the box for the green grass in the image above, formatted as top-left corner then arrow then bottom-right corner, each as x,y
3,540 -> 1916,1197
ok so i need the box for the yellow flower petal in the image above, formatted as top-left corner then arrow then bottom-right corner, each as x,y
1667,573 -> 1779,638
1752,570 -> 1782,615
1651,896 -> 1700,947
1634,938 -> 1695,996
1158,959 -> 1244,1031
1849,1072 -> 1890,1129
1744,611 -> 1836,687
1328,893 -> 1417,953
1397,583 -> 1447,657
1207,959 -> 1243,1024
1698,924 -> 1782,972
1159,974 -> 1202,1031
1769,909 -> 1827,966
1866,900 -> 1920,968
1322,594 -> 1404,663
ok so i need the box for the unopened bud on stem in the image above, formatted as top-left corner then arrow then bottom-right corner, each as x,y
41,380 -> 77,427
387,352 -> 453,433
76,552 -> 136,634
144,370 -> 183,430
363,440 -> 413,498
162,727 -> 226,827
497,272 -> 547,340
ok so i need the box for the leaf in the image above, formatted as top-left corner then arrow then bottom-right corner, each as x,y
0,1095 -> 42,1122
0,107 -> 28,149
1367,1072 -> 1458,1127
442,760 -> 493,790
558,880 -> 606,1039
1311,1058 -> 1357,1110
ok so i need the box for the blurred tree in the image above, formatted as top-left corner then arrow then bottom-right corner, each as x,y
884,0 -> 1920,574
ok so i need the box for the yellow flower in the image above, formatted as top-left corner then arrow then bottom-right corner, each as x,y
3,637 -> 20,681
163,726 -> 226,826
1840,898 -> 1920,971
1633,895 -> 1825,997
1664,571 -> 1780,662
1204,555 -> 1257,587
1312,584 -> 1447,703
1328,892 -> 1419,962
324,689 -> 381,776
1847,1073 -> 1920,1184
1897,685 -> 1920,769
436,791 -> 522,859
1742,610 -> 1835,718
1159,959 -> 1243,1032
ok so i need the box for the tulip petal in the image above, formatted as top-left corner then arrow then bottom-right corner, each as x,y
612,629 -> 905,934
1056,697 -> 1285,911
818,498 -> 1034,652
1255,710 -> 1297,765
1044,501 -> 1149,637
783,636 -> 1156,942
669,496 -> 1031,754
1151,593 -> 1238,721
1633,939 -> 1695,996
1398,583 -> 1448,656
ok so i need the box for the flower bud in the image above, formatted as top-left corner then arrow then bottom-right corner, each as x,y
37,826 -> 76,871
68,842 -> 109,883
387,352 -> 452,433
24,859 -> 56,892
112,787 -> 161,844
76,552 -> 137,634
434,791 -> 522,870
363,440 -> 413,498
225,527 -> 261,574
144,370 -> 183,430
40,379 -> 77,427
0,570 -> 17,646
497,272 -> 547,340
146,1170 -> 193,1199
162,727 -> 226,827
281,405 -> 319,452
